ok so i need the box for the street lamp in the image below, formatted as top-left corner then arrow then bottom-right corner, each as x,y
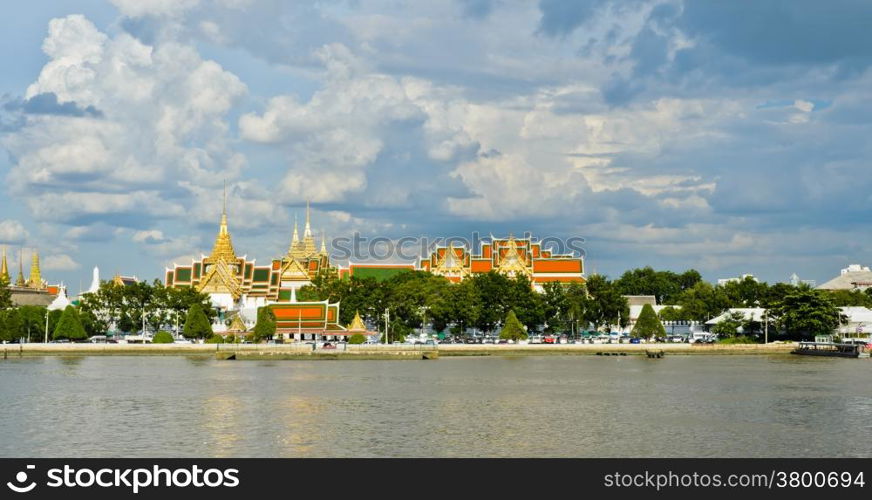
44,310 -> 49,343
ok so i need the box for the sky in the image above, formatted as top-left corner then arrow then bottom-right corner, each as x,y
1,0 -> 871,290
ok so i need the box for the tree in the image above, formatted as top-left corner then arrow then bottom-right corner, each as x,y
183,303 -> 213,339
253,306 -> 276,341
0,275 -> 12,310
0,308 -> 22,342
658,306 -> 689,322
771,288 -> 845,340
499,310 -> 527,341
631,304 -> 666,339
18,305 -> 47,342
152,331 -> 175,343
53,306 -> 88,341
348,333 -> 366,344
710,311 -> 746,338
676,281 -> 730,322
584,274 -> 629,331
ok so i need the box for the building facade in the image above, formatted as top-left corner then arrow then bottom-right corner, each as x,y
419,235 -> 585,290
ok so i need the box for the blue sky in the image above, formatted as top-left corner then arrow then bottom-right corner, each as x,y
1,0 -> 871,290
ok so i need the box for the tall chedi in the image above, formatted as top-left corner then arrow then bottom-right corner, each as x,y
0,247 -> 8,283
27,249 -> 45,289
15,250 -> 26,287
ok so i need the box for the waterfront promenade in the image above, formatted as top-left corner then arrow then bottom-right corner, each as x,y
0,342 -> 796,359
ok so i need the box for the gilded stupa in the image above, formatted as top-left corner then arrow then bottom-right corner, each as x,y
15,250 -> 26,287
27,250 -> 45,289
0,247 -> 8,283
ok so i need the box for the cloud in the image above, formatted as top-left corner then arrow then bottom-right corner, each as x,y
4,92 -> 103,118
132,230 -> 168,244
0,220 -> 29,244
42,254 -> 79,271
3,14 -> 248,229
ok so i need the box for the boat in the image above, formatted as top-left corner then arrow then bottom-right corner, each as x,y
791,342 -> 870,358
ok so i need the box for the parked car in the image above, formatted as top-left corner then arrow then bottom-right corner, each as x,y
629,338 -> 641,344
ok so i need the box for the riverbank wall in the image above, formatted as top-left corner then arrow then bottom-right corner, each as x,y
0,342 -> 796,359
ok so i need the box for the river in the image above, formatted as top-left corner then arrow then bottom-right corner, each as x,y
1,355 -> 869,457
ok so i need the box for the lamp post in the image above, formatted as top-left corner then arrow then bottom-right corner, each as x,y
44,310 -> 49,343
383,308 -> 390,344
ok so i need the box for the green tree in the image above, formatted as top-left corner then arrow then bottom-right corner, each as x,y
584,274 -> 629,331
710,311 -> 746,338
499,310 -> 527,341
18,305 -> 47,342
204,334 -> 224,344
152,331 -> 175,343
53,306 -> 88,341
631,304 -> 666,339
348,333 -> 366,344
771,288 -> 845,340
676,281 -> 730,322
0,308 -> 22,342
183,303 -> 213,339
0,275 -> 12,310
254,306 -> 276,341
658,306 -> 689,322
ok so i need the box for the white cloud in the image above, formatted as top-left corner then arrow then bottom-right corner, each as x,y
42,254 -> 80,271
132,230 -> 167,244
4,14 -> 248,227
0,220 -> 29,244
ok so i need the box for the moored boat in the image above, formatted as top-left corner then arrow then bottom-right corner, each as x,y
791,342 -> 870,358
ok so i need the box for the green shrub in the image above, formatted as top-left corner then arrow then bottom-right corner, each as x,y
499,310 -> 528,341
205,335 -> 224,344
152,331 -> 174,343
348,333 -> 366,344
631,304 -> 666,339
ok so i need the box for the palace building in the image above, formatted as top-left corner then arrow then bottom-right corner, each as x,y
164,196 -> 351,339
419,234 -> 584,290
165,200 -> 333,312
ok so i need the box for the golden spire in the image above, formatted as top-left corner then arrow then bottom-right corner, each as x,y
302,200 -> 316,256
304,200 -> 312,239
206,185 -> 237,263
320,231 -> 328,255
28,249 -> 43,289
0,246 -> 8,282
15,249 -> 25,287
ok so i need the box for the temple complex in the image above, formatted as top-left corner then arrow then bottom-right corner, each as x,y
2,247 -> 63,307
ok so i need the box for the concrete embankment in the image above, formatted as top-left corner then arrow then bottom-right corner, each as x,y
0,342 -> 795,360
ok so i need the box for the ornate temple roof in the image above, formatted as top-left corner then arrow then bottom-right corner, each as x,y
346,310 -> 367,332
497,235 -> 531,277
